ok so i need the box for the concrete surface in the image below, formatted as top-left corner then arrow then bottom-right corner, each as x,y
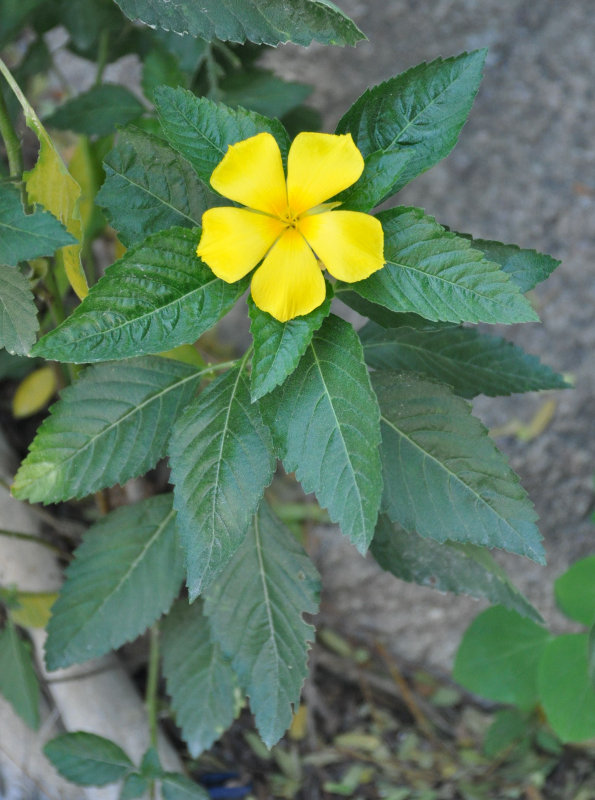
262,0 -> 595,670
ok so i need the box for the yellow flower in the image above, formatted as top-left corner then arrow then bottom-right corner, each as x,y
196,131 -> 384,322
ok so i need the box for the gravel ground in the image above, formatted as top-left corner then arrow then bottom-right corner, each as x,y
261,0 -> 595,670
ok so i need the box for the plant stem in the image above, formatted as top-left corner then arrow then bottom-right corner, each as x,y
43,267 -> 66,326
94,30 -> 110,87
0,527 -> 66,557
146,623 -> 160,750
0,85 -> 23,178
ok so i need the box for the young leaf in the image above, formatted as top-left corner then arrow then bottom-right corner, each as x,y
120,773 -> 149,800
161,599 -> 238,756
334,149 -> 412,213
538,634 -> 595,742
0,62 -> 88,298
373,371 -> 544,563
44,85 -> 144,137
0,265 -> 39,355
371,515 -> 541,622
155,87 -> 291,183
350,208 -> 538,324
336,50 -> 486,194
453,606 -> 550,709
219,68 -> 312,120
96,127 -> 221,246
360,321 -> 568,398
204,501 -> 320,748
32,227 -> 247,363
460,237 -> 560,293
161,773 -> 209,800
13,356 -> 206,503
248,292 -> 331,401
0,183 -> 75,266
0,622 -> 40,729
264,314 -> 383,553
113,0 -> 364,47
45,494 -> 183,670
169,362 -> 276,598
554,556 -> 595,626
44,732 -> 134,786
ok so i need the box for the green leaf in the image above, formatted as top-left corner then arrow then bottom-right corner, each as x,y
96,127 -> 221,247
264,314 -> 383,553
0,622 -> 40,729
462,237 -> 560,293
161,773 -> 209,800
169,361 -> 276,598
204,501 -> 319,748
112,0 -> 364,47
538,634 -> 595,742
335,150 -> 412,212
0,183 -> 75,266
13,356 -> 205,503
45,494 -> 183,670
589,624 -> 595,691
483,709 -> 532,759
350,208 -> 538,324
248,291 -> 332,401
336,287 -> 444,330
220,68 -> 312,119
44,85 -> 144,137
360,321 -> 568,398
142,47 -> 187,102
373,371 -> 544,563
453,606 -> 550,709
371,515 -> 541,622
0,265 -> 39,356
155,87 -> 291,184
32,227 -> 247,363
44,732 -> 134,786
554,556 -> 595,626
162,599 -> 238,756
336,50 -> 486,194
120,773 -> 149,800
139,747 -> 162,778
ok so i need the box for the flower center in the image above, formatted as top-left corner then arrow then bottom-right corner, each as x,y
279,207 -> 301,230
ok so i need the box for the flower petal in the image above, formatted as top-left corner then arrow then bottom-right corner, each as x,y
299,210 -> 384,282
210,132 -> 287,216
287,132 -> 364,216
197,207 -> 285,282
251,229 -> 326,322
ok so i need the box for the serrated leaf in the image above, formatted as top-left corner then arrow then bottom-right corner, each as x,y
155,87 -> 291,184
336,287 -> 444,330
336,50 -> 486,195
44,732 -> 134,786
0,183 -> 75,266
161,773 -> 209,800
96,128 -> 221,247
0,265 -> 39,355
462,237 -> 560,293
0,62 -> 89,298
554,556 -> 595,626
44,85 -> 144,137
204,501 -> 319,747
13,356 -> 205,503
350,208 -> 538,324
113,0 -> 364,47
453,606 -> 550,709
373,371 -> 544,562
0,622 -> 40,729
220,68 -> 312,119
162,599 -> 238,756
169,362 -> 275,598
538,634 -> 595,742
45,494 -> 183,670
264,314 -> 382,553
371,515 -> 541,622
360,321 -> 568,398
31,227 -> 247,363
248,291 -> 331,401
335,149 -> 412,212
